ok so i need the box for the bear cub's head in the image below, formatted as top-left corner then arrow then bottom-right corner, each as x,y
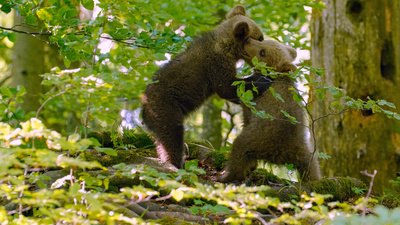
243,39 -> 297,73
221,5 -> 264,64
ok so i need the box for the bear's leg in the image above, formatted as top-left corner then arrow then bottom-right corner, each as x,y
142,103 -> 185,169
218,131 -> 257,182
153,122 -> 185,169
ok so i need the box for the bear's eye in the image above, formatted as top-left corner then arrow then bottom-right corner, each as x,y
258,36 -> 264,41
260,50 -> 265,56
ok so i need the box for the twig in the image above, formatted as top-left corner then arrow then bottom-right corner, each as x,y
0,73 -> 12,86
0,25 -> 51,35
69,168 -> 74,186
0,25 -> 149,48
154,193 -> 172,202
360,170 -> 377,221
36,89 -> 70,118
254,214 -> 269,225
313,108 -> 351,122
7,207 -> 31,215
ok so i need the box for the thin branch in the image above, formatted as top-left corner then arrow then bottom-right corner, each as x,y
313,108 -> 352,122
0,25 -> 149,48
36,89 -> 70,118
7,207 -> 31,215
361,169 -> 377,221
0,25 -> 51,35
69,168 -> 74,186
154,193 -> 172,202
254,214 -> 269,225
0,73 -> 12,86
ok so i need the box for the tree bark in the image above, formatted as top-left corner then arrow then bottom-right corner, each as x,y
11,13 -> 45,114
310,0 -> 400,192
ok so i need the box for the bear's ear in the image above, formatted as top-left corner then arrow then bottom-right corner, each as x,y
233,21 -> 250,39
226,5 -> 246,18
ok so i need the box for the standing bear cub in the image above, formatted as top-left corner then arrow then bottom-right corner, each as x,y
219,39 -> 322,182
142,5 -> 267,169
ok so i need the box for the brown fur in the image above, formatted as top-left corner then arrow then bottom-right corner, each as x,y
142,5 -> 264,168
219,39 -> 322,182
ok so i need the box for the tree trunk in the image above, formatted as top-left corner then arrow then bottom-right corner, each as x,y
11,13 -> 45,114
310,0 -> 400,192
201,97 -> 222,149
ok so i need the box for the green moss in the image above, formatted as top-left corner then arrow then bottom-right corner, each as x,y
187,141 -> 204,159
380,190 -> 400,208
153,217 -> 194,225
87,131 -> 114,147
84,149 -> 142,167
186,141 -> 227,170
311,177 -> 366,201
122,130 -> 154,149
86,130 -> 156,159
87,130 -> 154,149
207,151 -> 226,170
247,169 -> 283,186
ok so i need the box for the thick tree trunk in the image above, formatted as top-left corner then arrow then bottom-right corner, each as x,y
11,13 -> 45,113
311,0 -> 400,192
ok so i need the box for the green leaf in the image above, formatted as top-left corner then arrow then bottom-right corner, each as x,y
88,137 -> 101,147
154,53 -> 167,61
1,4 -> 11,14
285,163 -> 295,171
37,181 -> 46,189
189,206 -> 200,215
317,92 -> 324,100
329,86 -> 344,98
95,147 -> 118,156
63,57 -> 71,68
36,8 -> 53,21
269,87 -> 284,102
292,92 -> 303,104
330,101 -> 343,111
184,25 -> 196,36
213,205 -> 230,214
82,0 -> 94,10
1,87 -> 12,97
243,90 -> 254,102
171,189 -> 184,202
377,99 -> 396,108
317,152 -> 331,160
251,56 -> 259,65
68,133 -> 80,142
103,177 -> 109,190
7,33 -> 17,43
184,159 -> 206,174
281,110 -> 298,123
25,14 -> 38,26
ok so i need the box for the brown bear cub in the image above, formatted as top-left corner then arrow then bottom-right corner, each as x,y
219,39 -> 322,182
142,5 -> 267,169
